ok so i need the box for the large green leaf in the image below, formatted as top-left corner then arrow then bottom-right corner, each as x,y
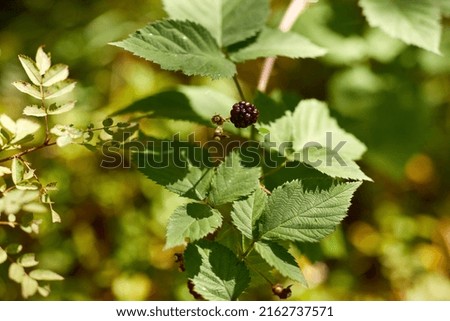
208,151 -> 261,206
231,188 -> 267,240
112,86 -> 235,125
260,99 -> 371,181
112,20 -> 236,79
359,0 -> 442,54
133,138 -> 215,200
184,240 -> 250,300
258,180 -> 361,242
165,203 -> 222,249
254,241 -> 307,286
163,0 -> 269,47
230,28 -> 327,62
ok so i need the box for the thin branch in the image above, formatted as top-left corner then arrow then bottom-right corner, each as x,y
0,142 -> 56,163
233,75 -> 246,101
257,0 -> 310,93
0,221 -> 18,227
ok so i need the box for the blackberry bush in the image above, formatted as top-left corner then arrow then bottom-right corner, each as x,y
112,0 -> 374,300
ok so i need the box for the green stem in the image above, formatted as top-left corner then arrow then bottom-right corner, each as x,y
261,160 -> 287,179
233,75 -> 246,101
241,240 -> 256,261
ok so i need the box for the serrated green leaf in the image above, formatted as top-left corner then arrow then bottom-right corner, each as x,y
134,139 -> 215,200
47,101 -> 76,115
254,241 -> 307,286
23,105 -> 47,117
291,100 -> 366,160
295,147 -> 372,181
36,46 -> 51,75
11,157 -> 25,185
0,247 -> 7,264
42,64 -> 69,87
9,263 -> 26,283
163,0 -> 269,47
112,86 -> 235,126
12,81 -> 42,99
18,253 -> 39,268
22,275 -> 39,298
261,99 -> 370,181
359,0 -> 442,54
29,269 -> 64,281
44,79 -> 76,99
208,151 -> 260,206
231,188 -> 267,240
165,203 -> 222,249
112,20 -> 236,79
18,55 -> 41,86
184,240 -> 250,300
258,180 -> 361,242
230,27 -> 327,62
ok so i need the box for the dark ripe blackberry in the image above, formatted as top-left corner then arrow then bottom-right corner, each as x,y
230,101 -> 259,128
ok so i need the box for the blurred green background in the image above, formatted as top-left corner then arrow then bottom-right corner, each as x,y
0,0 -> 449,300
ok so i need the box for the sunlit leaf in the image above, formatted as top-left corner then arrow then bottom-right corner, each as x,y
12,81 -> 41,99
208,151 -> 260,206
11,157 -> 25,185
134,139 -> 215,200
0,114 -> 17,134
258,180 -> 362,242
359,0 -> 442,54
29,269 -> 64,281
163,0 -> 270,47
230,28 -> 327,62
0,166 -> 11,177
42,64 -> 69,87
18,253 -> 39,268
44,79 -> 76,99
231,188 -> 267,240
260,99 -> 371,181
21,275 -> 38,298
48,101 -> 76,115
165,203 -> 222,249
37,285 -> 51,297
254,241 -> 307,286
0,247 -> 7,264
18,55 -> 41,85
9,263 -> 26,283
35,46 -> 51,75
11,118 -> 40,145
184,240 -> 250,300
23,105 -> 47,117
111,20 -> 236,79
51,209 -> 61,223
